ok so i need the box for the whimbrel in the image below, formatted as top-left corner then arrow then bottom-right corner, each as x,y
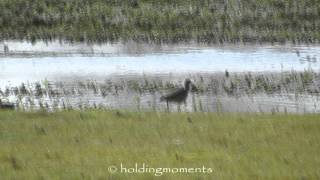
160,79 -> 196,111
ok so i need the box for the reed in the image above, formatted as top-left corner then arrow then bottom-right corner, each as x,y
1,71 -> 320,111
0,0 -> 319,44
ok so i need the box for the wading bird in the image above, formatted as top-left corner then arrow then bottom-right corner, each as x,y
160,79 -> 196,111
0,99 -> 14,110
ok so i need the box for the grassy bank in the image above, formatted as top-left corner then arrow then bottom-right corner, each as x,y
0,110 -> 319,179
0,0 -> 320,44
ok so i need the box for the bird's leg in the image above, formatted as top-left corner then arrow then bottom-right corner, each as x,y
166,101 -> 169,112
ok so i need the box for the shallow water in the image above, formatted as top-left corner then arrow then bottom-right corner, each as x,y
3,74 -> 320,113
1,41 -> 320,113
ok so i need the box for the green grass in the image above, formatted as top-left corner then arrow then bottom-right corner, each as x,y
0,110 -> 319,179
0,0 -> 320,44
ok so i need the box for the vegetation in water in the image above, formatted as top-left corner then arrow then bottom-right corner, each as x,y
1,70 -> 320,111
0,0 -> 320,44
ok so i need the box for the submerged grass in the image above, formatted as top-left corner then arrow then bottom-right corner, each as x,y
1,70 -> 320,111
0,0 -> 320,44
0,110 -> 319,179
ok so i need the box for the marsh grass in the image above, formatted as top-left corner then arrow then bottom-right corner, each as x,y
0,0 -> 319,44
0,110 -> 319,179
1,70 -> 320,111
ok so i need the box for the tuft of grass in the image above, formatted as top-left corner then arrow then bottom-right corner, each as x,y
0,110 -> 319,179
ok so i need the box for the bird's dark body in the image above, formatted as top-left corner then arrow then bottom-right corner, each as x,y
160,88 -> 188,103
160,79 -> 194,111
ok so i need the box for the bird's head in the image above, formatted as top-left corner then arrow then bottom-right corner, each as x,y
184,78 -> 198,92
184,79 -> 191,89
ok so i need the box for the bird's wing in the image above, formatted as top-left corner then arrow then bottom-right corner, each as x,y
162,88 -> 185,99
